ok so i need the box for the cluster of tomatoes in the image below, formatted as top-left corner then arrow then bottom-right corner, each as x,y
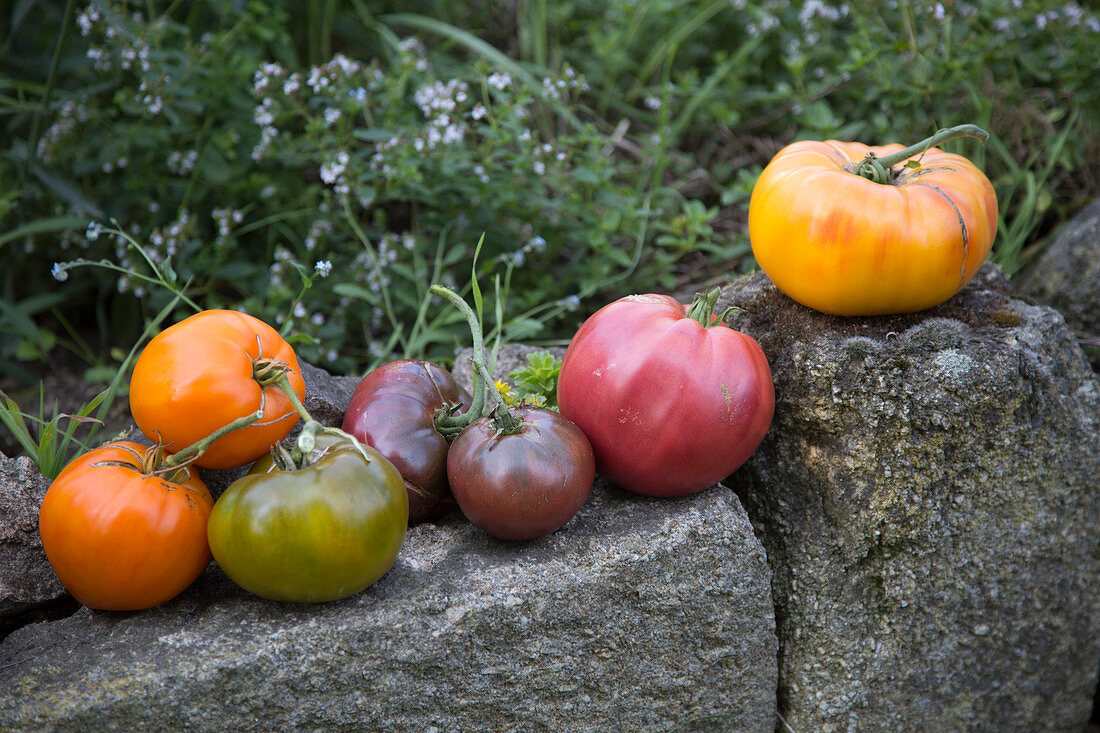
35,285 -> 776,612
36,123 -> 999,613
38,309 -> 409,609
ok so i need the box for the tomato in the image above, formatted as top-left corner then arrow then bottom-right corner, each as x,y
556,291 -> 774,497
38,441 -> 213,611
748,124 -> 998,316
130,309 -> 306,469
341,359 -> 471,523
447,406 -> 595,541
207,433 -> 407,603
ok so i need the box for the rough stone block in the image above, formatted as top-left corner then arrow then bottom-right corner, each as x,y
721,263 -> 1100,732
1,480 -> 777,731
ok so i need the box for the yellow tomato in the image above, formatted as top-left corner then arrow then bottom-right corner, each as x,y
748,125 -> 998,316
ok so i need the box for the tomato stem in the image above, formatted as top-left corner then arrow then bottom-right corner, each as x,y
271,371 -> 313,424
854,124 -> 989,184
429,284 -> 493,435
161,406 -> 266,468
471,358 -> 524,434
294,420 -> 320,460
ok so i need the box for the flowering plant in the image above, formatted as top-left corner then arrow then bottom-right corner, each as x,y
13,2 -> 649,374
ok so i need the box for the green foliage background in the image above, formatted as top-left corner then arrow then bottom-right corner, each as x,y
3,0 -> 1098,386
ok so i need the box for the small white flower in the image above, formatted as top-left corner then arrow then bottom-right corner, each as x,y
319,155 -> 347,185
76,6 -> 99,35
254,104 -> 275,127
314,260 -> 333,278
324,107 -> 341,126
441,123 -> 464,145
51,262 -> 69,281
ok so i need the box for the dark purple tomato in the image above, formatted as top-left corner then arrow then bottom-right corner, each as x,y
446,407 -> 595,541
342,359 -> 470,523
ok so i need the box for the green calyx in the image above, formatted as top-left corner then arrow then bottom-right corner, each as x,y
429,284 -> 524,437
686,288 -> 739,327
267,420 -> 374,472
853,123 -> 990,185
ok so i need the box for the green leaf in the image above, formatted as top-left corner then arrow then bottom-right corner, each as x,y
0,393 -> 38,458
352,129 -> 399,142
0,215 -> 86,249
26,163 -> 105,219
199,146 -> 231,184
333,283 -> 380,304
508,350 -> 563,409
471,233 -> 485,327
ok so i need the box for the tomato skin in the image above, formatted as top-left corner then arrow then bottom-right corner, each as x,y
341,359 -> 470,523
447,407 -> 595,541
556,294 -> 774,497
207,440 -> 407,603
129,309 -> 306,469
748,140 -> 998,315
38,442 -> 213,611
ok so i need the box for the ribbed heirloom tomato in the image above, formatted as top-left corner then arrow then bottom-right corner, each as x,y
130,309 -> 306,469
342,359 -> 471,523
207,430 -> 407,603
557,290 -> 774,497
447,406 -> 595,541
748,124 -> 998,316
38,441 -> 213,610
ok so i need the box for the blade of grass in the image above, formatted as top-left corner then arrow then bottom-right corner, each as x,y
0,392 -> 39,458
519,0 -> 549,68
637,0 -> 729,83
26,160 -> 106,219
349,0 -> 404,62
667,36 -> 763,145
987,109 -> 1077,274
0,215 -> 86,249
470,233 -> 486,328
597,0 -> 657,114
22,0 -> 77,184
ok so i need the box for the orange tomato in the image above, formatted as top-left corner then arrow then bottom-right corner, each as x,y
748,131 -> 998,316
38,441 -> 213,610
129,309 -> 306,469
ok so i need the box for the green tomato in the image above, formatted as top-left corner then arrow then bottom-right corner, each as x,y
207,437 -> 408,603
